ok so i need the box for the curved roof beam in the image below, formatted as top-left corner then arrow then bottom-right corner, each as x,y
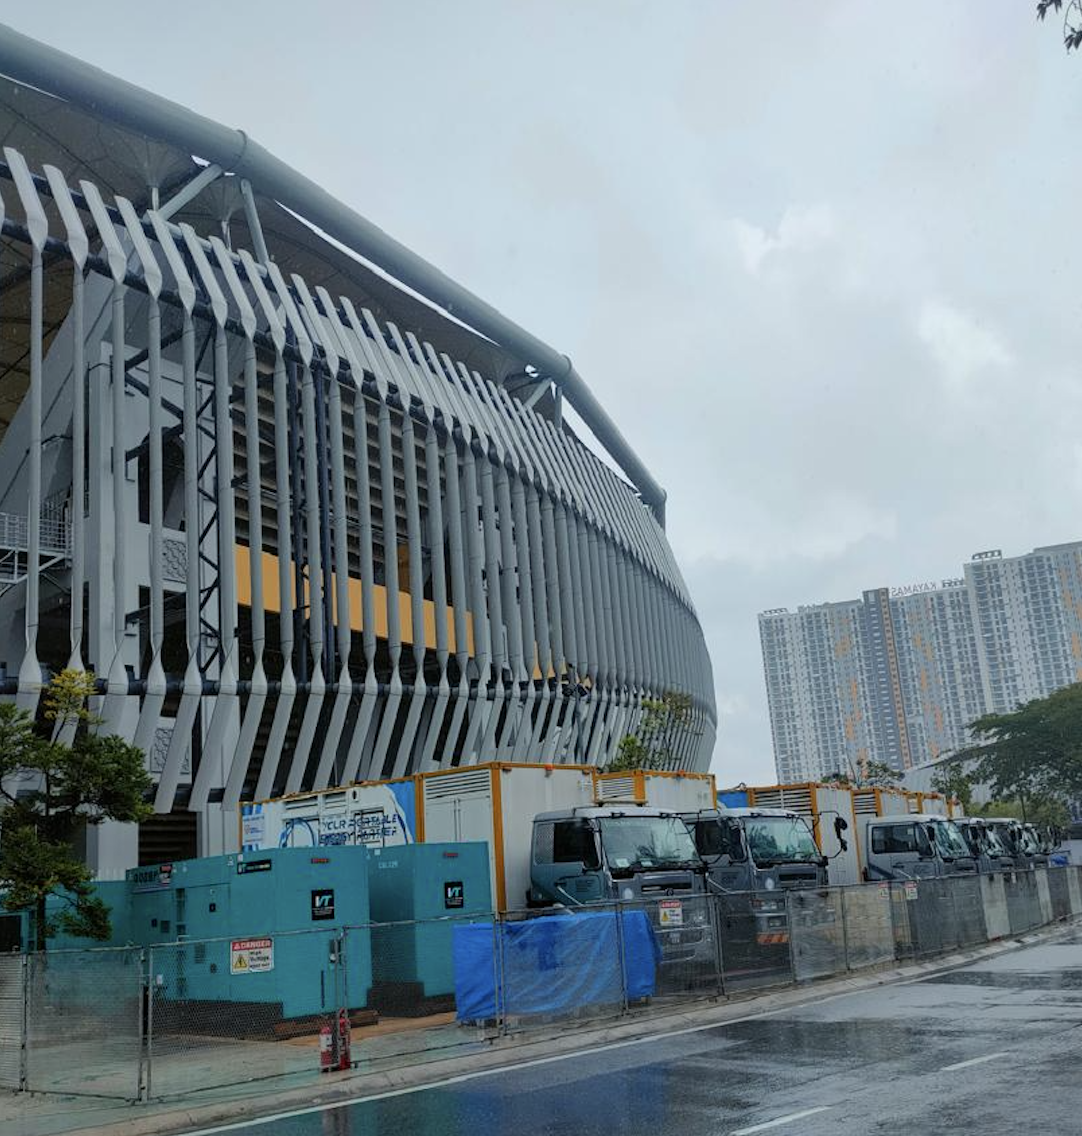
0,23 -> 667,524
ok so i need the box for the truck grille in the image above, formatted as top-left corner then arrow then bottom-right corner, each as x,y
777,870 -> 818,889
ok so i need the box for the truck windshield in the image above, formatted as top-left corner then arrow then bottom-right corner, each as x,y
931,821 -> 970,859
981,826 -> 1008,856
744,817 -> 819,865
991,825 -> 1020,855
957,824 -> 981,857
597,816 -> 698,871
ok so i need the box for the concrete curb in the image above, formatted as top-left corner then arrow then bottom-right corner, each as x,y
27,919 -> 1078,1136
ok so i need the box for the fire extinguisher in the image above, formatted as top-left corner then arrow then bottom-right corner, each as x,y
336,1008 -> 352,1070
319,1023 -> 334,1073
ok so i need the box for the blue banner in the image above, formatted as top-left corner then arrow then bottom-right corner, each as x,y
453,910 -> 660,1021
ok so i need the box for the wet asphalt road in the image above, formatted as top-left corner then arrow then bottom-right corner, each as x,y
192,927 -> 1082,1136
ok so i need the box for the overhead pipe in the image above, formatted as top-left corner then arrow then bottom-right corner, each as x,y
0,23 -> 666,524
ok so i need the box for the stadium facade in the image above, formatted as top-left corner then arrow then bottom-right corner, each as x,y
0,28 -> 715,872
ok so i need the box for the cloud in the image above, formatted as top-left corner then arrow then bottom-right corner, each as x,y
916,300 -> 1013,394
674,491 -> 898,571
732,205 -> 836,275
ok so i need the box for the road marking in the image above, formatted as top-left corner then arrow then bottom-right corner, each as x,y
939,1051 -> 1008,1072
733,1107 -> 832,1134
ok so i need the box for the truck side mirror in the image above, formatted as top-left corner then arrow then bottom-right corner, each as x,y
833,816 -> 849,853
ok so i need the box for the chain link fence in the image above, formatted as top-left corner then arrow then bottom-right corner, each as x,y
0,953 -> 26,1090
145,927 -> 352,1099
24,945 -> 143,1099
4,865 -> 1081,1102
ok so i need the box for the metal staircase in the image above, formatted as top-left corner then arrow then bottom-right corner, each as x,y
0,507 -> 69,585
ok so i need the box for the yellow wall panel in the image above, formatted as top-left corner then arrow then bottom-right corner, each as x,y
235,546 -> 475,656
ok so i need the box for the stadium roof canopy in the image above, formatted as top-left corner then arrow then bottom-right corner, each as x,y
0,23 -> 666,521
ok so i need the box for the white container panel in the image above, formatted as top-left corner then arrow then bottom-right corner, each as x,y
813,786 -> 860,886
643,774 -> 715,812
498,765 -> 595,912
421,768 -> 498,908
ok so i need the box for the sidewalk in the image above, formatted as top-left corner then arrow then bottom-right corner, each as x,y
3,923 -> 1074,1136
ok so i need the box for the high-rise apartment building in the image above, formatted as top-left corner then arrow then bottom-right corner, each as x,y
759,541 -> 1082,780
966,544 -> 1082,713
759,600 -> 874,783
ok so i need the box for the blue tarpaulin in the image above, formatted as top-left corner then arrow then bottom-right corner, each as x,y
452,910 -> 661,1021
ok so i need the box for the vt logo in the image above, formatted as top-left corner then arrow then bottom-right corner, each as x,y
311,888 -> 335,920
444,881 -> 464,909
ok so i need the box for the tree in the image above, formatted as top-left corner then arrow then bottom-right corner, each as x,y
930,760 -> 974,810
859,759 -> 902,788
973,797 -> 1070,829
822,759 -> 901,789
952,683 -> 1082,820
606,692 -> 697,772
1038,1 -> 1082,52
0,670 -> 153,950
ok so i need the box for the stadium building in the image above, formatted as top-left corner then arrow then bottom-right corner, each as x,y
0,28 -> 715,872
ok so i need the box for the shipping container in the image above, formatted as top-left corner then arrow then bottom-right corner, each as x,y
594,769 -> 716,811
850,786 -> 909,817
420,762 -> 596,911
906,792 -> 949,816
240,779 -> 421,852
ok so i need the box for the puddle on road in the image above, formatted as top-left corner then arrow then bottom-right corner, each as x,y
707,1015 -> 966,1068
921,970 -> 1082,991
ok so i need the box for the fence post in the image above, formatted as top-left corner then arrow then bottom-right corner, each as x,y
839,887 -> 851,972
711,893 -> 725,999
785,891 -> 798,982
143,947 -> 153,1102
338,927 -> 350,1070
946,879 -> 961,952
494,913 -> 507,1037
340,927 -> 350,1022
613,901 -> 629,1017
19,952 -> 29,1092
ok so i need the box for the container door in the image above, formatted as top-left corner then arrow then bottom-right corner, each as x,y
422,769 -> 498,909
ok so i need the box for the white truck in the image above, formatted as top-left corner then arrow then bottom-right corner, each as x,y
862,813 -> 977,880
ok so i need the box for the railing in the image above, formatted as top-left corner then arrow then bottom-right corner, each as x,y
0,508 -> 70,555
2,866 -> 1080,1102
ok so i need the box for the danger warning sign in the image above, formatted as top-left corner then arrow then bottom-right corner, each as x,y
230,937 -> 274,974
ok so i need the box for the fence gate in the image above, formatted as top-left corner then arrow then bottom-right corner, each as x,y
0,953 -> 26,1090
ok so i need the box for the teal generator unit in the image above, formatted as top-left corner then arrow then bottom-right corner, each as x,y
367,842 -> 491,1008
128,847 -> 372,1019
4,879 -> 130,951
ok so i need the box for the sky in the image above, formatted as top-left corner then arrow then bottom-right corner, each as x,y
6,2 -> 1081,786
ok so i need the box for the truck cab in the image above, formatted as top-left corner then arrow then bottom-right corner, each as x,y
982,818 -> 1030,869
527,807 -> 712,965
1020,823 -> 1050,867
862,814 -> 977,880
684,808 -> 827,892
952,817 -> 1014,873
682,807 -> 827,946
